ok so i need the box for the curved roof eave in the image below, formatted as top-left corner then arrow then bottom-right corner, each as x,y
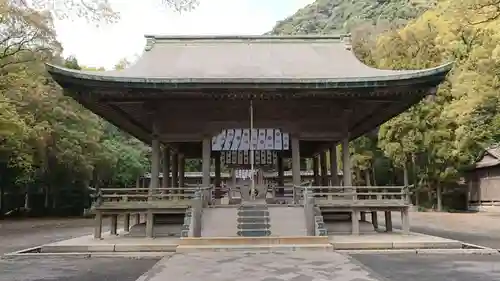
46,62 -> 453,89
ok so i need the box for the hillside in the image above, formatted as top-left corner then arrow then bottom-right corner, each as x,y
269,0 -> 435,35
268,0 -> 500,211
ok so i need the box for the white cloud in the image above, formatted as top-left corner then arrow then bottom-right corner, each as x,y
54,0 -> 314,69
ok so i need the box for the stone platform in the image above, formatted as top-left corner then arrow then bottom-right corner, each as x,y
15,229 -> 463,255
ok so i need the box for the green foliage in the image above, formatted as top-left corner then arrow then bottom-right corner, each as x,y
0,1 -> 150,216
271,0 -> 500,210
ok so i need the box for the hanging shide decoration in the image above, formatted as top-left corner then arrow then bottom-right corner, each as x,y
211,128 -> 290,151
220,150 -> 278,167
212,128 -> 288,168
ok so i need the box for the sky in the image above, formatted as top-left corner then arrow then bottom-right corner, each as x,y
54,0 -> 315,69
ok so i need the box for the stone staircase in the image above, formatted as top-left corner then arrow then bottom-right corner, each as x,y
237,203 -> 271,237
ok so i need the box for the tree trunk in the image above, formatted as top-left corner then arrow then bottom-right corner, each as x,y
403,162 -> 409,186
44,185 -> 50,209
24,187 -> 30,210
0,183 -> 4,217
436,182 -> 443,211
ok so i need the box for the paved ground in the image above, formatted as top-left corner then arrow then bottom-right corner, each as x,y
0,256 -> 158,281
379,211 -> 500,248
1,211 -> 500,281
137,251 -> 380,281
353,253 -> 500,281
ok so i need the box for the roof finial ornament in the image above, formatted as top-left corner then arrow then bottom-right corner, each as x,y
145,37 -> 157,51
342,34 -> 352,51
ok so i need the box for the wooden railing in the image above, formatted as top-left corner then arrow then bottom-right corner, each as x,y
93,185 -> 214,207
292,185 -> 411,205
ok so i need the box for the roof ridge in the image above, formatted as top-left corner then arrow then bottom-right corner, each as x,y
144,34 -> 350,40
143,35 -> 352,51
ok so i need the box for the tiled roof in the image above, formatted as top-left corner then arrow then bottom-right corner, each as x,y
476,145 -> 500,169
46,35 -> 452,86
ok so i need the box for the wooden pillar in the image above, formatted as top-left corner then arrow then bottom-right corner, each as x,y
150,137 -> 160,201
178,154 -> 185,194
215,152 -> 221,198
162,146 -> 170,191
320,151 -> 329,186
371,211 -> 378,229
124,213 -> 130,232
291,137 -> 301,203
202,137 -> 211,187
401,208 -> 410,235
94,211 -> 102,239
329,143 -> 339,186
351,210 -> 359,235
385,211 -> 393,232
135,213 -> 141,224
277,153 -> 284,195
146,210 -> 154,238
230,168 -> 236,200
171,151 -> 179,194
312,156 -> 320,186
342,137 -> 352,186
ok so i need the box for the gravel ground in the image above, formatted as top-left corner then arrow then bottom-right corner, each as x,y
352,253 -> 500,281
0,218 -> 157,281
0,218 -> 98,255
377,211 -> 500,249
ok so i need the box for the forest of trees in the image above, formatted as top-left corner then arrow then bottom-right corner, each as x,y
273,0 -> 500,211
1,0 -> 500,216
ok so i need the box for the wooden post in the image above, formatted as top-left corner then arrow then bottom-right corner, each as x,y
320,151 -> 328,186
94,211 -> 102,239
150,137 -> 160,201
178,154 -> 185,196
313,155 -> 319,186
384,211 -> 393,232
351,210 -> 360,235
146,210 -> 154,238
202,137 -> 211,206
124,213 -> 130,232
291,136 -> 301,203
171,151 -> 179,197
342,137 -> 352,186
162,146 -> 170,197
371,211 -> 378,229
401,208 -> 410,235
329,144 -> 338,186
277,153 -> 284,196
110,214 -> 118,235
135,213 -> 141,224
215,152 -> 221,198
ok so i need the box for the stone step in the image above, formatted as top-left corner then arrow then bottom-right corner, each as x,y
238,205 -> 268,210
178,236 -> 330,246
237,223 -> 270,229
237,230 -> 271,237
237,217 -> 270,223
237,210 -> 269,217
176,244 -> 334,253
